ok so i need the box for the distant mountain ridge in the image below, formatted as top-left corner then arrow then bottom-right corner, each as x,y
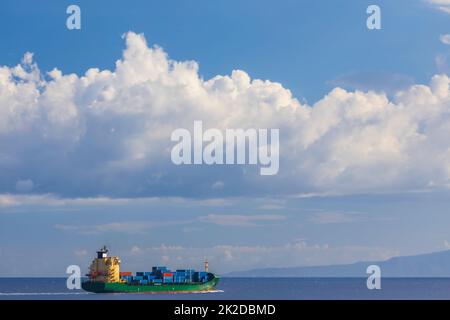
226,250 -> 450,277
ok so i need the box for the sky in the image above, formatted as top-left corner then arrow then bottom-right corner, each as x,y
0,0 -> 450,276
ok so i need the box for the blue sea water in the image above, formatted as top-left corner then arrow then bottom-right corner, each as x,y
1,277 -> 450,300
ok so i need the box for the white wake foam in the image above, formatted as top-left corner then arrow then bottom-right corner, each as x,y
0,292 -> 91,296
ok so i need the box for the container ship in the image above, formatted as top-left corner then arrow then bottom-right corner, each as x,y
81,246 -> 220,293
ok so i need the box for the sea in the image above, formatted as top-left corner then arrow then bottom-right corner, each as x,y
1,277 -> 450,300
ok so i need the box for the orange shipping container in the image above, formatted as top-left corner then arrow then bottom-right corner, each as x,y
120,272 -> 132,276
163,272 -> 173,277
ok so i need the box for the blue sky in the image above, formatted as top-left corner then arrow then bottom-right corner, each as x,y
1,0 -> 450,276
0,0 -> 448,102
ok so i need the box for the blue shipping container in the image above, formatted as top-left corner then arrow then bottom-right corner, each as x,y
153,266 -> 168,271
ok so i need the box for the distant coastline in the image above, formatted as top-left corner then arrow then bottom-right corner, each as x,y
225,250 -> 450,278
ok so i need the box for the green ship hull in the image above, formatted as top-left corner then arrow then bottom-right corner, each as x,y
82,276 -> 220,294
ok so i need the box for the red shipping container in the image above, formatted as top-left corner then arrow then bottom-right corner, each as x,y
120,272 -> 132,276
163,272 -> 173,277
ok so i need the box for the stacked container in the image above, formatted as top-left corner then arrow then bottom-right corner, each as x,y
120,275 -> 133,282
163,272 -> 173,283
194,271 -> 208,282
152,266 -> 169,279
185,269 -> 194,282
119,267 -> 208,285
173,271 -> 186,283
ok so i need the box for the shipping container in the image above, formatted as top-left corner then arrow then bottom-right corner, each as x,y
193,271 -> 208,282
152,266 -> 168,271
123,275 -> 132,281
119,271 -> 132,276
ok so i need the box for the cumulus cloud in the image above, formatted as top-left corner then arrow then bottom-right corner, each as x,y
436,54 -> 450,74
440,34 -> 450,45
0,32 -> 450,198
329,71 -> 415,97
427,0 -> 450,13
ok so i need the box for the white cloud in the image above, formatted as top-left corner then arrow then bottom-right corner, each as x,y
130,245 -> 142,254
53,213 -> 285,234
436,54 -> 450,74
55,223 -> 132,234
309,212 -> 360,224
0,194 -> 131,207
123,241 -> 399,272
427,0 -> 450,13
198,214 -> 286,226
54,219 -> 192,234
329,71 -> 415,97
259,204 -> 285,210
440,34 -> 450,45
14,179 -> 34,193
444,240 -> 450,249
0,32 -> 450,197
212,181 -> 224,190
74,249 -> 87,257
0,193 -> 234,208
